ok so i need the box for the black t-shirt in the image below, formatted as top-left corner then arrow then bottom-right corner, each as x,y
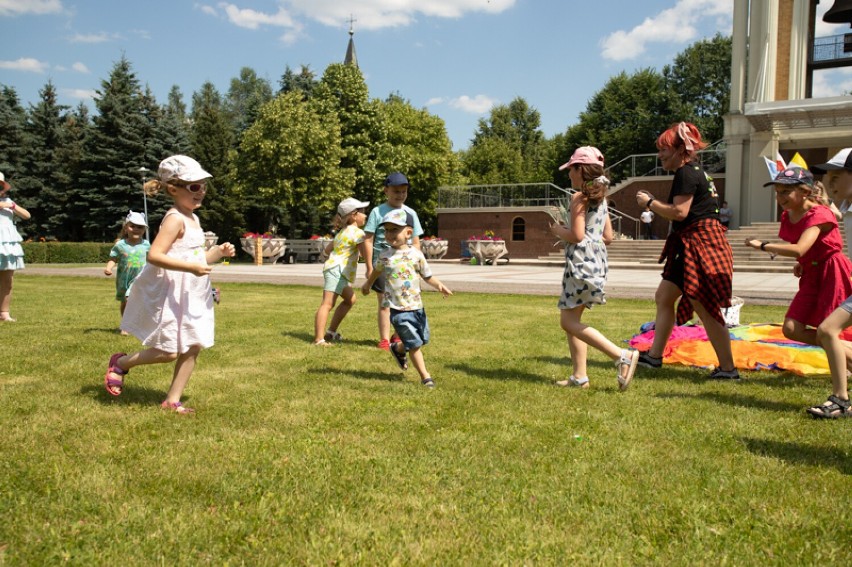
667,161 -> 720,232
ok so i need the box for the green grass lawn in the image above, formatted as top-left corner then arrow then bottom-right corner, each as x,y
1,274 -> 850,565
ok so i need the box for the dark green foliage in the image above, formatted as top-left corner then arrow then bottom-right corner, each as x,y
21,241 -> 113,263
77,57 -> 151,241
663,33 -> 732,144
279,64 -> 318,98
0,85 -> 29,181
190,82 -> 243,244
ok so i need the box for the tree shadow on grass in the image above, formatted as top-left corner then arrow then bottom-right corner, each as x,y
741,437 -> 851,475
280,330 -> 375,348
656,391 -> 802,413
446,362 -> 548,383
80,383 -> 170,407
83,327 -> 126,335
344,369 -> 404,383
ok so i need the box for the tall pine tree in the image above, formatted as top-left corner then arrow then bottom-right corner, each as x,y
78,56 -> 150,241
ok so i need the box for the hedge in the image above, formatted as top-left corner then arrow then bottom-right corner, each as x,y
22,242 -> 114,264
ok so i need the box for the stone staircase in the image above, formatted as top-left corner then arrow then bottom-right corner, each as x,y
538,222 -> 847,273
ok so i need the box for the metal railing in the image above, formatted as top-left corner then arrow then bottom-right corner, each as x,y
437,183 -> 572,209
437,182 -> 642,240
812,33 -> 852,67
605,140 -> 727,181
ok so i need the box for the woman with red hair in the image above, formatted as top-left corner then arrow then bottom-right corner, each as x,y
634,122 -> 737,379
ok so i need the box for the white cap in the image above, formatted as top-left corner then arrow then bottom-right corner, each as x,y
157,155 -> 212,183
338,197 -> 370,216
125,210 -> 147,227
0,172 -> 9,190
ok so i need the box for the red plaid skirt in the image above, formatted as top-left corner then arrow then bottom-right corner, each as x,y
660,218 -> 733,326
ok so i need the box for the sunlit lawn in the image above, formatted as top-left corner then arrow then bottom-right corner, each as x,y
0,274 -> 849,565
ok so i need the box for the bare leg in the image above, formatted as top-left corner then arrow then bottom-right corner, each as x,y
314,291 -> 338,343
163,345 -> 201,405
782,317 -> 818,346
816,308 -> 852,399
328,286 -> 355,333
692,301 -> 735,371
648,280 -> 682,358
561,305 -> 623,361
0,270 -> 14,320
377,297 -> 391,343
119,300 -> 129,334
408,347 -> 429,380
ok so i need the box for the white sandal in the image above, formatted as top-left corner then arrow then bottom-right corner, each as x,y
556,376 -> 589,388
616,349 -> 639,391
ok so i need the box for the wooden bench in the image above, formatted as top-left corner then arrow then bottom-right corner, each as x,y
283,239 -> 331,263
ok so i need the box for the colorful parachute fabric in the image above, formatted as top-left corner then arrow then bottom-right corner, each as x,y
629,323 -> 852,376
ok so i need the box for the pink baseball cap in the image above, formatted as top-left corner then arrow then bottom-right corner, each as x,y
559,146 -> 605,171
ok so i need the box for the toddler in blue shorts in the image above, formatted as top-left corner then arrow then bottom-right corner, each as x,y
361,208 -> 452,387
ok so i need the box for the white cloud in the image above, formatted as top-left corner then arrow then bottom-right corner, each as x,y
213,0 -> 515,32
219,3 -> 296,29
0,0 -> 63,17
61,88 -> 97,101
425,97 -> 445,106
0,57 -> 50,73
600,0 -> 732,61
197,4 -> 217,17
812,68 -> 852,98
69,32 -> 115,43
71,61 -> 89,74
449,95 -> 496,114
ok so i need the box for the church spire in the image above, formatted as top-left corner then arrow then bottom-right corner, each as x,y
344,15 -> 358,68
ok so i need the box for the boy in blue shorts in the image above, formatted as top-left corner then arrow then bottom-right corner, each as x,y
361,209 -> 452,388
363,172 -> 424,350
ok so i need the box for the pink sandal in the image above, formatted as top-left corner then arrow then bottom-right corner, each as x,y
161,401 -> 195,414
104,353 -> 128,397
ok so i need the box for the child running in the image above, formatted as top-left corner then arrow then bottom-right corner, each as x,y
363,172 -> 424,351
104,211 -> 150,333
811,149 -> 852,418
103,155 -> 236,413
361,209 -> 452,388
745,166 -> 852,400
313,197 -> 370,346
551,146 -> 639,390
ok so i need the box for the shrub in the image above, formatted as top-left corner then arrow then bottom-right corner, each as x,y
21,241 -> 114,263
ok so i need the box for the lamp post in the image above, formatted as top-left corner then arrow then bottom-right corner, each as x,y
138,167 -> 152,241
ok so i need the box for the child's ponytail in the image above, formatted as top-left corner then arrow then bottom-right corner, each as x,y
143,179 -> 166,197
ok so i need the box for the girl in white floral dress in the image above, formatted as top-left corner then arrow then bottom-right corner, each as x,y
550,146 -> 639,391
103,155 -> 236,413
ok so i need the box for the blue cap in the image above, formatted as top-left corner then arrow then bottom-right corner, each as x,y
384,172 -> 409,187
381,208 -> 414,227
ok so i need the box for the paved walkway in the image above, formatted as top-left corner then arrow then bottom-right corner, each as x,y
23,259 -> 798,305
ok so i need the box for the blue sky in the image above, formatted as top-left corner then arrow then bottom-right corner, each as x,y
2,0 -> 851,150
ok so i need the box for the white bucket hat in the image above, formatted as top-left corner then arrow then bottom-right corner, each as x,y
0,172 -> 10,190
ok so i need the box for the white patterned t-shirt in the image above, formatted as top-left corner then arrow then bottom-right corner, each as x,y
375,247 -> 432,311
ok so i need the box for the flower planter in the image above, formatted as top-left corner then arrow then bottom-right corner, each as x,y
203,231 -> 219,251
239,237 -> 287,264
467,239 -> 508,266
421,239 -> 449,260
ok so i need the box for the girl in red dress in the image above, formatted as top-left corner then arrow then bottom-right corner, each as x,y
746,166 -> 852,350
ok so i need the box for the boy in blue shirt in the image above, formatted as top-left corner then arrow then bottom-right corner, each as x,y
363,172 -> 424,350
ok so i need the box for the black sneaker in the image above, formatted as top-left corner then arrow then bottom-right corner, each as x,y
637,351 -> 662,369
391,342 -> 408,371
708,367 -> 741,380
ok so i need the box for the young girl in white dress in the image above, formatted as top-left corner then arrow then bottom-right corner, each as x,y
0,172 -> 31,322
550,147 -> 639,391
103,155 -> 235,413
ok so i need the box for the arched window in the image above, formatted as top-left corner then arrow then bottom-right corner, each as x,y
512,217 -> 525,241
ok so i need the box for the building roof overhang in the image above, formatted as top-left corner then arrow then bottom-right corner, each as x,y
744,96 -> 852,131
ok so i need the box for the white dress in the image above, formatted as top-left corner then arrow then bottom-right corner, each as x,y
0,198 -> 25,270
121,209 -> 214,353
